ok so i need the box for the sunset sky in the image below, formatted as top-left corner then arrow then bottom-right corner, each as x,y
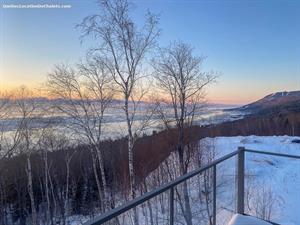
1,0 -> 299,104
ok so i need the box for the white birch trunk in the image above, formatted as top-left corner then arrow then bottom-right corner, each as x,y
43,149 -> 51,225
124,96 -> 139,225
91,152 -> 104,210
95,145 -> 110,211
26,155 -> 37,225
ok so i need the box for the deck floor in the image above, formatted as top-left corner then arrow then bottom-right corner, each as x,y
228,214 -> 272,225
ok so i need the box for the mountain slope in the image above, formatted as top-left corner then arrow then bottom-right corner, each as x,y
238,91 -> 300,112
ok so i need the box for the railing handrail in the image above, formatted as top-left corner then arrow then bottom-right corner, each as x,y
245,149 -> 300,159
84,148 -> 300,225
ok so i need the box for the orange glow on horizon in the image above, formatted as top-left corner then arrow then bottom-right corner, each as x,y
0,85 -> 258,105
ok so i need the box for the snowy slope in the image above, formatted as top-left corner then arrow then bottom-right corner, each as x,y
228,214 -> 272,225
237,91 -> 300,112
200,136 -> 300,225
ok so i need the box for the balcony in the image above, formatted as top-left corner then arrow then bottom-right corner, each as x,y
84,147 -> 300,225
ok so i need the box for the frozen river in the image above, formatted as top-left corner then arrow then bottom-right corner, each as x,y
0,102 -> 244,141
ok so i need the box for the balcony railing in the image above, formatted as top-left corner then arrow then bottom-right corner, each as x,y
84,147 -> 300,225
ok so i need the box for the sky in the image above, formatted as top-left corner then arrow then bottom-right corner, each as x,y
1,0 -> 299,104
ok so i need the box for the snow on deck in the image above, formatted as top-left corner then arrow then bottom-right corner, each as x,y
228,214 -> 272,225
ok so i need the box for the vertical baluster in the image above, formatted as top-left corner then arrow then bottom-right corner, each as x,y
169,187 -> 174,225
213,165 -> 217,225
237,147 -> 245,214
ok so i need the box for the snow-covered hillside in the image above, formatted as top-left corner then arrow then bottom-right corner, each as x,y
200,136 -> 300,225
237,91 -> 300,112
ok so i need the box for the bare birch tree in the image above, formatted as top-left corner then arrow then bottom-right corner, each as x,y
245,179 -> 281,222
39,131 -> 53,225
47,58 -> 114,212
12,86 -> 41,225
78,0 -> 159,223
38,129 -> 70,225
153,41 -> 217,225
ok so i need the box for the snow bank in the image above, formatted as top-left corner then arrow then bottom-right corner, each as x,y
228,214 -> 271,225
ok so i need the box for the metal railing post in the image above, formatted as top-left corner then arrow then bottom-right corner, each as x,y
169,187 -> 174,225
213,165 -> 217,225
237,147 -> 245,214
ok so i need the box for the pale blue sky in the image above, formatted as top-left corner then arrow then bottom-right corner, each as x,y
1,0 -> 299,103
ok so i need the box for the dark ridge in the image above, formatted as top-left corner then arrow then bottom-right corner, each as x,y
227,90 -> 300,113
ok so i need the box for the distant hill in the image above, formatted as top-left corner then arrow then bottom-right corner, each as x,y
233,91 -> 300,112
